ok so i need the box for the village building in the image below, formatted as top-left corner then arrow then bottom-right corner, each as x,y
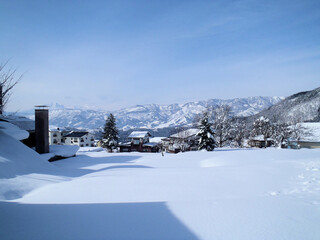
248,135 -> 275,148
162,128 -> 199,153
49,127 -> 68,145
119,131 -> 161,152
64,131 -> 95,147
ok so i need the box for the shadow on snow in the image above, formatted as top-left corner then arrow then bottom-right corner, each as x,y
0,201 -> 199,240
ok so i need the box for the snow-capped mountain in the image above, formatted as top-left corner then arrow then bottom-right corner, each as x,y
114,97 -> 282,130
247,87 -> 320,123
58,97 -> 282,130
19,96 -> 282,130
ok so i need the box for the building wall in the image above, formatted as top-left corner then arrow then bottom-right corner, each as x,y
49,131 -> 63,145
64,133 -> 95,147
299,141 -> 320,149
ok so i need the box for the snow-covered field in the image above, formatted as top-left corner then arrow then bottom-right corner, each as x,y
1,141 -> 320,239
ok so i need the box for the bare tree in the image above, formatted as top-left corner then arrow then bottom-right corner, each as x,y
272,123 -> 291,148
170,126 -> 190,152
230,118 -> 248,147
0,61 -> 23,114
251,116 -> 274,148
212,105 -> 233,147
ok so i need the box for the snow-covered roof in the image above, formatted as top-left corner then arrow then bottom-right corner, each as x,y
49,145 -> 79,157
119,142 -> 131,147
64,131 -> 89,138
0,115 -> 35,131
0,121 -> 29,140
128,131 -> 151,138
149,137 -> 165,143
299,122 -> 320,142
49,127 -> 66,132
170,128 -> 199,138
250,135 -> 274,141
143,142 -> 159,147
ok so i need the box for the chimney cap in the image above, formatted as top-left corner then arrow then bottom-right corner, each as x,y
35,105 -> 49,109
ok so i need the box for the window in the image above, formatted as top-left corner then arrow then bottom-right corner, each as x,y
80,144 -> 84,147
53,139 -> 58,144
133,139 -> 140,145
53,133 -> 57,137
74,138 -> 78,143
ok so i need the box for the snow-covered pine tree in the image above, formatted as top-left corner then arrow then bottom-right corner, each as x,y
196,112 -> 216,151
103,113 -> 119,152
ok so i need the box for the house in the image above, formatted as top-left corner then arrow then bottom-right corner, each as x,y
162,128 -> 199,153
248,135 -> 274,148
119,131 -> 160,152
64,131 -> 95,147
49,127 -> 68,145
296,122 -> 320,149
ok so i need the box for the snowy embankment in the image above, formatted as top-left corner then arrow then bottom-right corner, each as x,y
0,122 -> 68,200
1,141 -> 320,239
42,145 -> 80,161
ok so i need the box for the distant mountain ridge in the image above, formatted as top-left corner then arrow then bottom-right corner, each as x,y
19,96 -> 282,130
247,87 -> 320,123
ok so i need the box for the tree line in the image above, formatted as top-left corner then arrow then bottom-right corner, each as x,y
194,105 -> 306,151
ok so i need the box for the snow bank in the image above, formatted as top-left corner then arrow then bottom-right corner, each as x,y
0,131 -> 63,200
0,121 -> 29,140
1,147 -> 320,239
77,147 -> 103,152
49,145 -> 79,157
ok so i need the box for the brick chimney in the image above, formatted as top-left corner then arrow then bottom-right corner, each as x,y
35,105 -> 49,153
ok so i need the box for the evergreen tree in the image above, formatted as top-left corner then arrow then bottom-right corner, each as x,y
196,112 -> 216,151
103,113 -> 119,152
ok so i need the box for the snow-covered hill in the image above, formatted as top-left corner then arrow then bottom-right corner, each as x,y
19,97 -> 282,130
247,87 -> 320,123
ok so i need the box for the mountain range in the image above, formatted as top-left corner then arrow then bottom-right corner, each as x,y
19,96 -> 282,130
247,87 -> 320,123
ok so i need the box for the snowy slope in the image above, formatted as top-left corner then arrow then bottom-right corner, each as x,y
248,87 -> 320,123
1,149 -> 320,240
18,96 -> 282,130
0,131 -> 64,200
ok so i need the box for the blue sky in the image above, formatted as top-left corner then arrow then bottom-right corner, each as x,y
1,0 -> 320,111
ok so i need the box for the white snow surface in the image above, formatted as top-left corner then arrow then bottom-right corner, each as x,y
0,121 -> 29,140
1,137 -> 320,239
128,131 -> 150,138
0,115 -> 35,131
149,137 -> 165,143
299,122 -> 320,142
0,132 -> 65,200
49,145 -> 80,157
